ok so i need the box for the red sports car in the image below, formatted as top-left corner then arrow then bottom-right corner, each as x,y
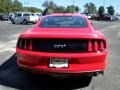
16,14 -> 108,77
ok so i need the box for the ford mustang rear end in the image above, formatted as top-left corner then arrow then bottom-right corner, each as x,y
16,14 -> 108,76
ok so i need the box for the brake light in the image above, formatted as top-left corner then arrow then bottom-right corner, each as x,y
29,40 -> 32,50
94,41 -> 98,51
17,39 -> 33,51
24,40 -> 27,49
88,40 -> 106,52
19,40 -> 22,48
88,40 -> 92,52
100,41 -> 105,51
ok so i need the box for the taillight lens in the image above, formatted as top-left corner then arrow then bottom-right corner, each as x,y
88,40 -> 106,52
29,40 -> 32,50
100,41 -> 105,51
17,39 -> 32,51
88,40 -> 93,52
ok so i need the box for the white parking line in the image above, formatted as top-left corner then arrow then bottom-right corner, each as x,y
0,40 -> 17,53
0,39 -> 17,64
0,34 -> 18,65
117,31 -> 120,39
0,85 -> 17,90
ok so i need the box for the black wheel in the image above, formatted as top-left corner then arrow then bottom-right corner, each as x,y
22,19 -> 28,25
33,22 -> 36,24
11,19 -> 15,24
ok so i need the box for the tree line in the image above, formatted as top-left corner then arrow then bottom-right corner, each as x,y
41,0 -> 80,15
42,1 -> 115,15
0,0 -> 115,16
84,3 -> 115,15
0,0 -> 42,13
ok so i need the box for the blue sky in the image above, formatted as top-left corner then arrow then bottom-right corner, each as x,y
20,0 -> 120,13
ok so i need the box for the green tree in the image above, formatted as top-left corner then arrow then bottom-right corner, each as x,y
66,5 -> 80,13
24,7 -> 42,13
42,1 -> 56,10
98,6 -> 105,16
0,0 -> 43,13
75,6 -> 80,13
0,0 -> 13,13
84,3 -> 97,15
42,0 -> 57,15
12,0 -> 23,12
42,0 -> 49,9
54,6 -> 66,13
107,6 -> 115,15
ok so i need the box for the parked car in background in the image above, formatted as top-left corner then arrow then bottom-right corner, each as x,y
110,15 -> 118,21
91,14 -> 98,20
80,13 -> 92,20
11,12 -> 39,24
103,13 -> 118,21
116,15 -> 120,20
80,13 -> 87,16
0,13 -> 9,21
9,13 -> 15,20
91,13 -> 118,21
87,14 -> 92,19
32,13 -> 42,20
0,14 -> 2,21
16,13 -> 108,77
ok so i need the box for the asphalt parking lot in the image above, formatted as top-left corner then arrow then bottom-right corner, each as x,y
0,20 -> 120,90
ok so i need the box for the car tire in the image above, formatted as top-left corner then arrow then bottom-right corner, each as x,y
22,19 -> 28,25
11,19 -> 15,24
33,22 -> 36,24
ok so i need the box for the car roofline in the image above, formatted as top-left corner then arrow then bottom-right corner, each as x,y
44,13 -> 86,18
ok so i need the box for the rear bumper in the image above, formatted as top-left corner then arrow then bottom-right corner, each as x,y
16,48 -> 108,75
27,19 -> 37,23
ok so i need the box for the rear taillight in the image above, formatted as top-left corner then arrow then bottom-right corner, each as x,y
29,40 -> 32,50
24,39 -> 27,49
100,41 -> 105,51
88,40 -> 93,52
17,39 -> 32,51
88,40 -> 106,52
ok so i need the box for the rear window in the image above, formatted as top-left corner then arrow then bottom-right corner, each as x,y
40,16 -> 87,28
31,14 -> 35,16
23,14 -> 30,16
15,14 -> 22,17
36,14 -> 40,16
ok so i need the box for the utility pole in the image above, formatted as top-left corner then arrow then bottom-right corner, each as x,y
103,0 -> 106,12
104,0 -> 105,7
73,0 -> 75,13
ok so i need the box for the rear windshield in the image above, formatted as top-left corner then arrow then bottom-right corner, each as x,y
15,14 -> 22,17
23,14 -> 30,16
40,16 -> 87,28
31,14 -> 35,16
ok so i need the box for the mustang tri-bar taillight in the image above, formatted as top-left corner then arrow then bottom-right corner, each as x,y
88,40 -> 106,52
